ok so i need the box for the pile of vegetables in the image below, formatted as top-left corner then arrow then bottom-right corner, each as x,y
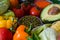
0,0 -> 60,40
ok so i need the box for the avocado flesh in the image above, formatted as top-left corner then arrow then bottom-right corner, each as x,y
41,4 -> 60,22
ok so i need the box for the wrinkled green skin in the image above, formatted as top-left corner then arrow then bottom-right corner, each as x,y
19,16 -> 41,28
0,0 -> 10,14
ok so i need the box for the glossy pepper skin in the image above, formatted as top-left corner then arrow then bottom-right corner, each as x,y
0,16 -> 17,29
30,7 -> 41,17
0,28 -> 13,40
13,25 -> 28,40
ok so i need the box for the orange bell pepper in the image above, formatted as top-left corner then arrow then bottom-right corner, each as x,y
13,25 -> 29,40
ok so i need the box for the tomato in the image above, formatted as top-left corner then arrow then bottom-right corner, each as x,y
35,1 -> 51,9
30,7 -> 41,17
21,3 -> 31,11
10,0 -> 19,7
21,3 -> 32,15
0,28 -> 13,40
12,7 -> 24,18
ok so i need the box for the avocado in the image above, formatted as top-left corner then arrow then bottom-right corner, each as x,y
41,4 -> 60,22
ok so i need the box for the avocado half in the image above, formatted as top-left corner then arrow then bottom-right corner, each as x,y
41,4 -> 60,22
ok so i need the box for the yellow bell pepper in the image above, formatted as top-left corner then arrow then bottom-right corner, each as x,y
7,20 -> 13,29
0,16 -> 17,29
0,16 -> 4,20
0,20 -> 6,28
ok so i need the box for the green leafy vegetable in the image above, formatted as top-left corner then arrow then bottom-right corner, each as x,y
39,28 -> 56,40
25,24 -> 33,34
27,37 -> 33,40
31,24 -> 51,35
32,33 -> 40,40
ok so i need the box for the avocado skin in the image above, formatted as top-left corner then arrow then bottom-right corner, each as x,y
41,4 -> 60,23
42,19 -> 60,24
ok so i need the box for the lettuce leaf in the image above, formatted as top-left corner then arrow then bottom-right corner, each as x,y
39,28 -> 56,40
31,24 -> 51,35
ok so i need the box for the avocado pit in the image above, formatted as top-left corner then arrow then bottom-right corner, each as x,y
48,6 -> 60,15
